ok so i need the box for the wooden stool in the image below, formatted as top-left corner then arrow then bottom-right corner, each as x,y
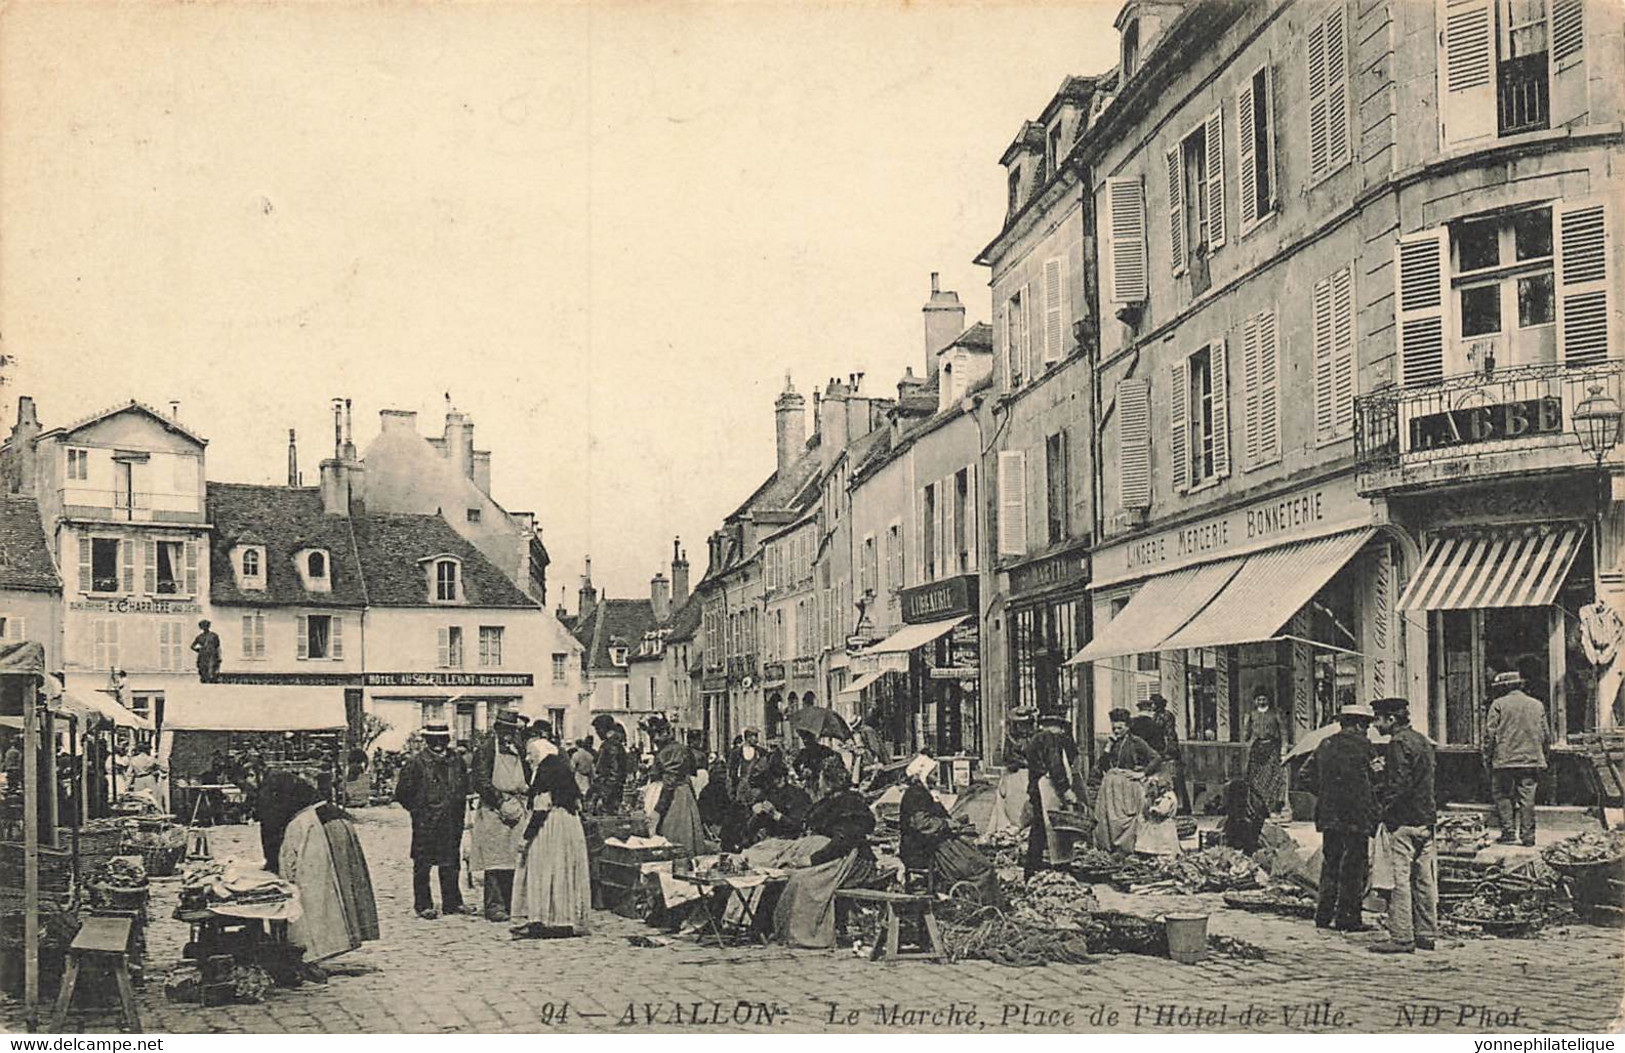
836,889 -> 945,963
51,915 -> 141,1033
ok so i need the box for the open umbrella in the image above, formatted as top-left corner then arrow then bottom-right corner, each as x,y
787,706 -> 852,741
1284,721 -> 1385,762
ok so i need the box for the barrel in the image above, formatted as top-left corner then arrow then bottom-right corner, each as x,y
1163,912 -> 1209,964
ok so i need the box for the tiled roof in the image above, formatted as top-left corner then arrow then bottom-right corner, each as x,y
206,483 -> 366,608
665,593 -> 703,643
954,321 -> 994,352
350,513 -> 536,608
0,496 -> 59,592
42,399 -> 208,446
572,598 -> 658,671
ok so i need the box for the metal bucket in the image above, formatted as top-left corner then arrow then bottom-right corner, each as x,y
1163,912 -> 1209,964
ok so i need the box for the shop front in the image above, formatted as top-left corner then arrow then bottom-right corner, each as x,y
361,671 -> 533,751
1073,477 -> 1399,810
1004,546 -> 1093,760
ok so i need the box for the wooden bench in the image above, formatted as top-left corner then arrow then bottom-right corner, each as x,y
835,888 -> 945,963
50,915 -> 141,1033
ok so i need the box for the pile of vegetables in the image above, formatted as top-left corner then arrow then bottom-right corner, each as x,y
1543,830 -> 1625,869
1442,856 -> 1570,937
87,856 -> 147,890
1007,870 -> 1099,930
1159,846 -> 1262,893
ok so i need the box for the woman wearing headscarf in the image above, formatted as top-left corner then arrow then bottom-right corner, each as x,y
510,722 -> 590,939
772,755 -> 877,949
900,755 -> 1000,905
1244,691 -> 1287,819
278,777 -> 380,963
645,716 -> 707,855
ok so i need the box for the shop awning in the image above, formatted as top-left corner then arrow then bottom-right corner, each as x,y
162,686 -> 347,732
1398,525 -> 1584,611
865,616 -> 967,655
0,640 -> 44,675
69,691 -> 155,731
838,670 -> 891,697
1066,560 -> 1242,665
1158,528 -> 1376,652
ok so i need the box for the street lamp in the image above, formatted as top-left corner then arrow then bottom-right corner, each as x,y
1573,384 -> 1623,466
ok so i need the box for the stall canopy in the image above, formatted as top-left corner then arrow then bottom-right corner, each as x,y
72,691 -> 155,731
1067,560 -> 1240,665
865,616 -> 967,655
0,640 -> 44,675
163,687 -> 347,732
1397,525 -> 1584,611
838,669 -> 890,697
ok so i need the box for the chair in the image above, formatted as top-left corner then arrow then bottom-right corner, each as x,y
834,888 -> 945,963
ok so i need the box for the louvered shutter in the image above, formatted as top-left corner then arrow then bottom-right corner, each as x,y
1022,288 -> 1036,380
9,618 -> 21,644
144,540 -> 157,594
184,540 -> 198,595
256,616 -> 266,659
1555,201 -> 1610,367
1242,314 -> 1263,466
1308,17 -> 1329,176
437,626 -> 449,667
1549,0 -> 1586,127
120,539 -> 134,593
1396,231 -> 1448,386
914,489 -> 926,584
1106,177 -> 1148,303
1330,267 -> 1356,435
242,615 -> 254,659
1171,360 -> 1191,492
1166,146 -> 1185,276
78,537 -> 92,593
297,615 -> 309,660
940,479 -> 954,575
158,621 -> 172,671
1211,339 -> 1232,479
965,464 -> 978,572
1003,298 -> 1017,387
1237,75 -> 1258,233
1323,5 -> 1349,170
997,450 -> 1027,557
1205,109 -> 1225,250
331,616 -> 344,660
1257,309 -> 1281,464
1043,258 -> 1065,364
1439,0 -> 1496,148
1313,274 -> 1337,439
1117,379 -> 1151,509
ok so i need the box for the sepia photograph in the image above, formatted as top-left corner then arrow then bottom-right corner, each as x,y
0,0 -> 1621,1037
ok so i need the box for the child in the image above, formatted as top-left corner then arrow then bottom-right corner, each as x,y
1134,771 -> 1182,857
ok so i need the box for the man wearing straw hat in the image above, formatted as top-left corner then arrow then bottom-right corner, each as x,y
1482,669 -> 1550,846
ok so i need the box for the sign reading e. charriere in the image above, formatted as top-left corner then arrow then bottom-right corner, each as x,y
363,671 -> 534,688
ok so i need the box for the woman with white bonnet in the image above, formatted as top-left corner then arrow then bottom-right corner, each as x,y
510,721 -> 590,939
899,754 -> 1000,906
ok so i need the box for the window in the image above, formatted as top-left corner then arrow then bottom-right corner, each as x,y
1306,2 -> 1351,180
478,626 -> 504,667
435,559 -> 459,602
93,620 -> 119,672
549,707 -> 566,736
1440,0 -> 1586,148
155,541 -> 183,594
1122,19 -> 1140,79
1004,287 -> 1029,389
66,448 -> 89,481
1237,64 -> 1276,234
552,652 -> 568,684
158,621 -> 186,671
1189,349 -> 1215,483
307,551 -> 327,580
88,537 -> 121,594
421,701 -> 447,727
922,484 -> 938,582
466,508 -> 482,523
1167,111 -> 1224,276
241,612 -> 266,660
997,450 -> 1028,557
860,535 -> 876,596
1454,207 -> 1555,351
953,468 -> 970,573
1243,307 -> 1285,464
299,614 -> 342,661
1172,342 -> 1231,491
129,692 -> 159,720
885,521 -> 903,595
610,644 -> 628,667
1007,166 -> 1021,214
1105,177 -> 1148,304
438,626 -> 464,668
0,616 -> 17,641
1045,432 -> 1069,545
1046,122 -> 1064,177
241,548 -> 261,578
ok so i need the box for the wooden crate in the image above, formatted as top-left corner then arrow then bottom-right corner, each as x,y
1572,732 -> 1625,808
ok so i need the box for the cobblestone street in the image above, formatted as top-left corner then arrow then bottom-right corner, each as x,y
7,806 -> 1621,1035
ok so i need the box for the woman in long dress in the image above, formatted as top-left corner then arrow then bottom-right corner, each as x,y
1245,692 -> 1287,818
510,725 -> 591,939
982,710 -> 1033,838
899,755 -> 999,905
772,755 -> 878,949
645,716 -> 706,855
1091,708 -> 1158,853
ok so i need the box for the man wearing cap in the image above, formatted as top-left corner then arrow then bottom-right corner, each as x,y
1482,670 -> 1551,846
590,714 -> 629,813
1369,697 -> 1437,953
1024,712 -> 1081,876
395,723 -> 473,919
1303,703 -> 1377,932
468,711 -> 530,922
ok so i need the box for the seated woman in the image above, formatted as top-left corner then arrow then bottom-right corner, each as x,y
743,753 -> 811,846
771,755 -> 878,949
277,776 -> 380,966
511,723 -> 591,939
899,755 -> 1000,905
1132,770 -> 1181,858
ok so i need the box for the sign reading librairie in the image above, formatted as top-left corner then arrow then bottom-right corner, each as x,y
364,671 -> 533,688
900,575 -> 978,624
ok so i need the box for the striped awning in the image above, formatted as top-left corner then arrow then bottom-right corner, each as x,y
1397,526 -> 1586,611
1066,559 -> 1242,665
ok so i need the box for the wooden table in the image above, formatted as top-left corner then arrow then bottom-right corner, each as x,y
678,871 -> 785,946
50,915 -> 140,1032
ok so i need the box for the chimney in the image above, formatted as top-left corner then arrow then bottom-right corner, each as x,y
651,572 -> 671,623
443,409 -> 476,481
671,537 -> 689,608
168,400 -> 181,421
342,398 -> 356,460
923,272 -> 966,377
773,374 -> 806,475
578,557 -> 598,621
379,408 -> 418,433
4,396 -> 41,496
319,458 -> 349,516
472,451 -> 492,495
819,377 -> 850,471
287,429 -> 299,487
556,587 -> 569,621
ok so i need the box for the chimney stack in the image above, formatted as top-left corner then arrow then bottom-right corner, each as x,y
578,557 -> 598,622
287,429 -> 299,486
331,398 -> 344,457
4,396 -> 41,496
923,271 -> 966,377
651,572 -> 671,623
773,374 -> 806,475
342,399 -> 356,460
168,400 -> 181,420
319,458 -> 349,516
671,537 -> 689,608
556,587 -> 569,621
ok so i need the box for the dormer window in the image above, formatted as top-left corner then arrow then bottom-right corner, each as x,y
1122,19 -> 1140,79
308,551 -> 326,579
1047,122 -> 1065,176
609,644 -> 629,668
296,548 -> 332,593
234,545 -> 267,592
435,558 -> 460,603
242,549 -> 261,577
1007,167 -> 1022,213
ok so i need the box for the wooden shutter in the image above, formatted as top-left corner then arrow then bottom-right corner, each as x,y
997,450 -> 1027,556
940,479 -> 954,577
438,626 -> 450,667
1043,258 -> 1065,364
1117,379 -> 1152,509
119,539 -> 134,593
1003,298 -> 1017,387
1555,201 -> 1610,367
1439,0 -> 1496,148
331,616 -> 344,660
144,540 -> 157,594
78,537 -> 92,593
1243,313 -> 1263,466
1205,108 -> 1226,250
297,615 -> 309,660
1022,287 -> 1035,380
1171,359 -> 1191,492
1330,266 -> 1356,435
184,540 -> 198,596
242,615 -> 254,659
1166,145 -> 1186,276
1211,339 -> 1232,479
1237,72 -> 1259,233
1308,16 -> 1329,176
1396,230 -> 1448,386
158,621 -> 172,671
1313,274 -> 1337,439
1549,0 -> 1587,127
914,488 -> 926,583
9,618 -> 22,644
1324,4 -> 1349,170
964,464 -> 978,572
1106,176 -> 1147,303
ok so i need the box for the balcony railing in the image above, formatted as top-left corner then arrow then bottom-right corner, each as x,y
1355,359 -> 1623,474
1499,53 -> 1549,137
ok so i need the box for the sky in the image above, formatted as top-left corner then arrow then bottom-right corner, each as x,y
0,0 -> 1121,606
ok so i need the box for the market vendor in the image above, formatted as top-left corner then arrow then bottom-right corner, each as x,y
1091,708 -> 1157,854
743,751 -> 810,845
792,729 -> 837,789
511,722 -> 590,939
469,710 -> 530,923
259,766 -> 323,872
983,706 -> 1033,838
1025,711 -> 1081,876
772,755 -> 879,949
589,714 -> 629,813
645,715 -> 707,855
900,754 -> 999,905
279,775 -> 380,965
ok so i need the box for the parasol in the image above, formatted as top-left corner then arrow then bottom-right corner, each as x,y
786,706 -> 852,741
1284,721 -> 1385,761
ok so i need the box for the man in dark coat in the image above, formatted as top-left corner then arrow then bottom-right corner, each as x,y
1303,703 -> 1376,932
1370,697 -> 1438,954
1024,712 -> 1080,877
590,714 -> 628,813
394,723 -> 471,919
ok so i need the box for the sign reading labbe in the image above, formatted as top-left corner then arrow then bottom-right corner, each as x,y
1408,395 -> 1563,452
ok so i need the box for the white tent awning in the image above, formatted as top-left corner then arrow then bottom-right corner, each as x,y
865,616 -> 967,656
162,685 -> 347,732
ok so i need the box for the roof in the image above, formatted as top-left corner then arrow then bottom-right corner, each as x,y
665,593 -> 704,644
350,513 -> 537,608
572,598 -> 659,671
951,322 -> 994,353
0,496 -> 60,592
207,483 -> 367,608
40,399 -> 208,446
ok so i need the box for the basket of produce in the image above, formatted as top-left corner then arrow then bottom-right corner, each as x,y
121,822 -> 187,878
1066,847 -> 1122,884
1222,887 -> 1318,919
1541,831 -> 1625,876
